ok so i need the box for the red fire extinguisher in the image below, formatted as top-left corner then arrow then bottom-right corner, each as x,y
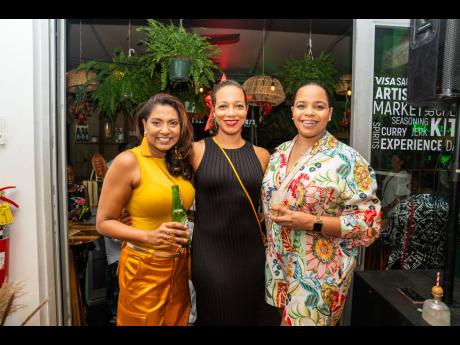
0,229 -> 10,287
0,186 -> 19,288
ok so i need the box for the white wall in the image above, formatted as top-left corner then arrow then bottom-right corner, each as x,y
0,19 -> 57,325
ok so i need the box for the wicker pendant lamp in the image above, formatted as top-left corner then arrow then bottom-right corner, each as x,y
243,20 -> 285,107
66,21 -> 97,93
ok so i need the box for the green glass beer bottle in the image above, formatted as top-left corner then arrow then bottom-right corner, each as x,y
171,185 -> 191,248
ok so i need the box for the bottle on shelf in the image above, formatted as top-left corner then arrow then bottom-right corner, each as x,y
422,272 -> 450,326
117,128 -> 124,143
83,127 -> 88,141
76,127 -> 82,142
171,185 -> 191,248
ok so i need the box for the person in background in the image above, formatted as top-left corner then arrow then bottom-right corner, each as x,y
186,201 -> 197,325
96,93 -> 194,326
191,79 -> 280,326
381,173 -> 448,270
104,140 -> 139,324
261,81 -> 381,326
381,153 -> 411,218
67,164 -> 91,222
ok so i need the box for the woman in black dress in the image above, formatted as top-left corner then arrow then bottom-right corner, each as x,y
191,80 -> 280,325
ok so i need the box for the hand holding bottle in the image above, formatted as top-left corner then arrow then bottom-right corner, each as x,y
145,222 -> 190,249
171,185 -> 192,248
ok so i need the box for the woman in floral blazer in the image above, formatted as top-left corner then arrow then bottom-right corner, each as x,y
261,82 -> 381,326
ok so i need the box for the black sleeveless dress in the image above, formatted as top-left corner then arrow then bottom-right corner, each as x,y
192,137 -> 280,326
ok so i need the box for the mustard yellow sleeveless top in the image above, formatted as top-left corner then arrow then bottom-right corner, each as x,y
125,137 -> 195,250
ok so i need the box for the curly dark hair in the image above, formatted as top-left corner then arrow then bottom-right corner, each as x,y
137,93 -> 194,180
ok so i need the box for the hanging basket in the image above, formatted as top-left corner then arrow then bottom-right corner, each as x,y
168,58 -> 191,83
243,76 -> 286,107
66,69 -> 98,93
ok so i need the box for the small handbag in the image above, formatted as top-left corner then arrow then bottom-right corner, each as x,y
83,169 -> 99,208
212,137 -> 267,247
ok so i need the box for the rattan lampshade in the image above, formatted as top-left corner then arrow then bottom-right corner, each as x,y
66,69 -> 98,93
243,76 -> 286,106
335,73 -> 352,96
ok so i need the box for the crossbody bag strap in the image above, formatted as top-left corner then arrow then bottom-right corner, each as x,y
212,137 -> 266,246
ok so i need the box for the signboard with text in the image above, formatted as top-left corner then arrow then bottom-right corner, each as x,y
371,27 -> 455,175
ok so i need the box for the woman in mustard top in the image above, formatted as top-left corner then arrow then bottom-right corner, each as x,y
96,93 -> 195,326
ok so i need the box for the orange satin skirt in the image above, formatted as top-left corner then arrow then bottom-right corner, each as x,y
117,244 -> 190,326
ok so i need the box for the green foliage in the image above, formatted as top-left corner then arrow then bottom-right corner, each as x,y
275,52 -> 350,141
278,52 -> 340,102
167,85 -> 207,117
329,99 -> 345,133
257,100 -> 349,151
138,19 -> 221,94
257,105 -> 297,151
79,49 -> 161,121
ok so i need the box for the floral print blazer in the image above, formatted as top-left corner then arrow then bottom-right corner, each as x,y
262,132 -> 382,281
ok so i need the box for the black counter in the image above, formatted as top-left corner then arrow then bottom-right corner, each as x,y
351,269 -> 460,326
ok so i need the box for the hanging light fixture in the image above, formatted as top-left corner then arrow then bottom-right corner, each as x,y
243,20 -> 285,107
335,73 -> 352,96
66,20 -> 97,93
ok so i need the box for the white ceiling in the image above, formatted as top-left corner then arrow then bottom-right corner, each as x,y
67,20 -> 352,80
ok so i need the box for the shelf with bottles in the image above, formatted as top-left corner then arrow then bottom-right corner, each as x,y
101,127 -> 126,145
75,124 -> 90,143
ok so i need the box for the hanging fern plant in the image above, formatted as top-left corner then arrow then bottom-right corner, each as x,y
79,49 -> 161,121
138,19 -> 221,94
278,52 -> 340,102
275,52 -> 347,141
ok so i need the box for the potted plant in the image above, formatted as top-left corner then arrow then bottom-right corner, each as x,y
138,19 -> 221,94
278,52 -> 340,102
278,52 -> 346,138
79,48 -> 161,123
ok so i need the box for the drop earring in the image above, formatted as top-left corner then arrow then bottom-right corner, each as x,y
144,131 -> 147,137
174,146 -> 183,160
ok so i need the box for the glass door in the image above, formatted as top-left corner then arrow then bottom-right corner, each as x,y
352,19 -> 453,273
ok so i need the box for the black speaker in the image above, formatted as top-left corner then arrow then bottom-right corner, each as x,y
407,19 -> 460,107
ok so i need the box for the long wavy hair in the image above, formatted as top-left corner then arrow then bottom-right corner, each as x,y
137,93 -> 194,180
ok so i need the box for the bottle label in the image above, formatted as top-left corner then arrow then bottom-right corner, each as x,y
172,210 -> 191,247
